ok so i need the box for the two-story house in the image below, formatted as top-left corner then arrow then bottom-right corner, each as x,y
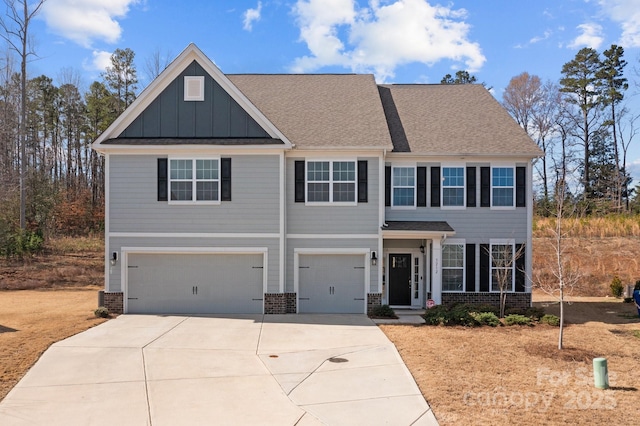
93,44 -> 542,315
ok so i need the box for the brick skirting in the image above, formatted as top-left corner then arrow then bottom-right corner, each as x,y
264,293 -> 297,314
441,292 -> 531,309
101,291 -> 124,314
367,293 -> 382,314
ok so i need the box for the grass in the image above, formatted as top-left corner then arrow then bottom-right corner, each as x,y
0,287 -> 107,401
533,214 -> 640,238
382,295 -> 640,425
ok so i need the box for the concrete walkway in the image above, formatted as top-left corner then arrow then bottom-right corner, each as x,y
0,314 -> 438,425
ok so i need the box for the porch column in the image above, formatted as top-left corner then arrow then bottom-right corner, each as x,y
431,238 -> 442,304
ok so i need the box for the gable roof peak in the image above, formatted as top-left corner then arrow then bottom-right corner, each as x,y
93,43 -> 292,151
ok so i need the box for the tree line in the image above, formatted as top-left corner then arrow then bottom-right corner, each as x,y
499,45 -> 639,215
0,47 -> 137,247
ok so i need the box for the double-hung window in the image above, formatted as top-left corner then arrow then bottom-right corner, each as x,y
490,242 -> 514,292
492,167 -> 514,207
169,158 -> 219,203
306,160 -> 355,203
442,167 -> 465,207
442,243 -> 464,292
392,166 -> 415,207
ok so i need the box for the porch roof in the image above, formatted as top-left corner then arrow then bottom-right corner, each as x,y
381,221 -> 455,239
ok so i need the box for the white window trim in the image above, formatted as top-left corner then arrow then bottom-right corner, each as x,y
391,165 -> 417,210
184,76 -> 205,101
489,239 -> 515,292
442,239 -> 465,293
305,159 -> 357,206
491,164 -> 516,210
441,164 -> 466,210
168,157 -> 221,205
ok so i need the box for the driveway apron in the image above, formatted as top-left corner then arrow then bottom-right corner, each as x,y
0,314 -> 438,425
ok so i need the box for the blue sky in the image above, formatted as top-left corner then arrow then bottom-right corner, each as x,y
22,0 -> 640,181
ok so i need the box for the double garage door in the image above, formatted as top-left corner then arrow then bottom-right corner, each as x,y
298,254 -> 366,314
127,253 -> 264,314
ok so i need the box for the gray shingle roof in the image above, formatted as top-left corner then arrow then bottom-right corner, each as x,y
228,74 -> 394,150
378,84 -> 543,157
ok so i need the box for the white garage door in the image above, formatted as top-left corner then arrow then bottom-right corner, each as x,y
127,253 -> 264,314
298,254 -> 366,314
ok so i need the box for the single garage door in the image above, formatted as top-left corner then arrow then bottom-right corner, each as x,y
298,254 -> 365,314
127,253 -> 264,314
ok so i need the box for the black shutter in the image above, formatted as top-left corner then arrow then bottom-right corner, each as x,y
295,161 -> 305,203
466,167 -> 476,207
515,244 -> 526,292
480,167 -> 490,207
479,244 -> 490,292
430,166 -> 440,207
157,158 -> 168,201
465,243 -> 476,292
221,158 -> 232,201
385,166 -> 391,206
417,166 -> 427,207
357,160 -> 368,203
516,166 -> 526,207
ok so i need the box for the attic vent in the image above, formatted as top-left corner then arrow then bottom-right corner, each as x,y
184,76 -> 205,101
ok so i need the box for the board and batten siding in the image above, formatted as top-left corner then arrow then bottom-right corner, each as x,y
107,236 -> 280,293
109,154 -> 280,233
286,238 -> 379,294
286,157 -> 380,234
119,61 -> 269,139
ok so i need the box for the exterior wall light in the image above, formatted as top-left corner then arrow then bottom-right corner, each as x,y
110,251 -> 118,266
420,245 -> 425,254
371,251 -> 377,266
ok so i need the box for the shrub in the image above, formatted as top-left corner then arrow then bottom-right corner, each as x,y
540,314 -> 560,326
94,307 -> 110,318
524,307 -> 545,320
504,314 -> 533,326
635,280 -> 640,291
504,307 -> 525,316
471,303 -> 500,316
423,305 -> 452,326
0,227 -> 44,259
623,297 -> 633,303
610,275 -> 624,298
470,311 -> 500,327
369,304 -> 397,318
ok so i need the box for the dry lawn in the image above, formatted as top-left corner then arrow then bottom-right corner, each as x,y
382,294 -> 640,425
0,287 -> 107,401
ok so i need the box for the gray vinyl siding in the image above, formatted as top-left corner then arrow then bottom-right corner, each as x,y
120,61 -> 270,139
286,157 -> 380,234
109,154 -> 280,233
107,236 -> 280,293
385,208 -> 528,242
385,160 -> 529,242
286,238 -> 379,293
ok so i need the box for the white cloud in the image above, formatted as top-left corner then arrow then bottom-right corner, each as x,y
530,30 -> 552,44
243,1 -> 262,31
291,0 -> 485,82
89,50 -> 113,72
40,0 -> 140,48
598,0 -> 640,47
568,23 -> 604,49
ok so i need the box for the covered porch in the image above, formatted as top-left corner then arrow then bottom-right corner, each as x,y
381,221 -> 455,308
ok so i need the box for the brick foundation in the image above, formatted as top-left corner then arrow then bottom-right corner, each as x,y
441,292 -> 531,309
102,291 -> 124,314
367,293 -> 382,314
264,293 -> 297,314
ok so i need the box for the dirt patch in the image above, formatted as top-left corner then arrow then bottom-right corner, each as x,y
382,296 -> 640,425
0,288 -> 107,401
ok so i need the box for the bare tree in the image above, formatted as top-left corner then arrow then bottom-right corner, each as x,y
486,242 -> 526,318
0,0 -> 46,229
532,180 -> 582,350
143,47 -> 172,84
616,106 -> 638,210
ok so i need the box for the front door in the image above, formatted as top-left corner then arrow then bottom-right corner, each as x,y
389,254 -> 412,305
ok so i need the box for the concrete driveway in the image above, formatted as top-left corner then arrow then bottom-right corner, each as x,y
0,314 -> 438,425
